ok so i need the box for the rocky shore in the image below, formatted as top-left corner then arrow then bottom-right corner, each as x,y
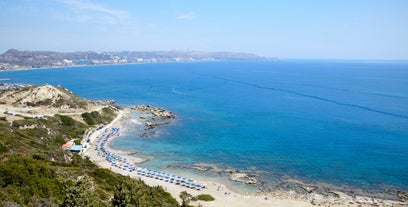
186,162 -> 258,185
168,162 -> 408,207
130,105 -> 175,136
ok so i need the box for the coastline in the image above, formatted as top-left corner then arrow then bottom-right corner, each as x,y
3,70 -> 407,206
83,107 -> 408,207
83,108 -> 316,207
0,60 -> 223,73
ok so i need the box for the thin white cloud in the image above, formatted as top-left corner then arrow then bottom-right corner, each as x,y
58,0 -> 129,24
176,12 -> 197,20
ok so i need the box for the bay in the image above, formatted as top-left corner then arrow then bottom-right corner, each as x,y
2,60 -> 407,193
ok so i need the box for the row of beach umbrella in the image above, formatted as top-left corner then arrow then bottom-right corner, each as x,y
136,169 -> 206,190
94,127 -> 206,191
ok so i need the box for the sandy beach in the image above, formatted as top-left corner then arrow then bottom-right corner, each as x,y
82,108 -> 406,207
82,108 -> 315,207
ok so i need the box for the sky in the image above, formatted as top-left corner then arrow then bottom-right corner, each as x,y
0,0 -> 407,60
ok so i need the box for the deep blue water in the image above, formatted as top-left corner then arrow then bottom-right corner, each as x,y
2,61 -> 408,192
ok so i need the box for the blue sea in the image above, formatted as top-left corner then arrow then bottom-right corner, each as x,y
2,60 -> 408,194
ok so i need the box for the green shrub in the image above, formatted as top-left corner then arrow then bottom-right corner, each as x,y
32,154 -> 46,160
81,112 -> 95,125
195,194 -> 215,201
102,107 -> 115,116
54,135 -> 66,145
0,143 -> 8,153
82,108 -> 116,126
57,115 -> 75,126
26,98 -> 53,107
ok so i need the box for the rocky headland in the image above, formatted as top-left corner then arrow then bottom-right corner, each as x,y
0,84 -> 113,118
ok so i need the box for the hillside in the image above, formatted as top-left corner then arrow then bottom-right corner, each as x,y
0,85 -> 179,207
0,49 -> 265,70
0,84 -> 90,108
0,84 -> 114,121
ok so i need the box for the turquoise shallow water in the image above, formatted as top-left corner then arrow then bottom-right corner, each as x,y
2,61 -> 408,192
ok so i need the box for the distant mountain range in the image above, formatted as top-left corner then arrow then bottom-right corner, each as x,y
0,49 -> 266,70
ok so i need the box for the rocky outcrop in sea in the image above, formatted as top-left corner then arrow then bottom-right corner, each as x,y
131,105 -> 175,119
130,105 -> 175,137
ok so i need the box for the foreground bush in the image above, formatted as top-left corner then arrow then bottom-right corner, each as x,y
195,194 -> 215,201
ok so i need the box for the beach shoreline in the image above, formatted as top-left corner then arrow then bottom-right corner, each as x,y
83,107 -> 407,207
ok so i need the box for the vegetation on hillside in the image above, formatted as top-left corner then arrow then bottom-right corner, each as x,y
1,114 -> 87,161
0,154 -> 179,206
0,107 -> 179,206
82,107 -> 116,125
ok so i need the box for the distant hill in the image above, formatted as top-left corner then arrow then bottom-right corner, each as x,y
0,49 -> 265,70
